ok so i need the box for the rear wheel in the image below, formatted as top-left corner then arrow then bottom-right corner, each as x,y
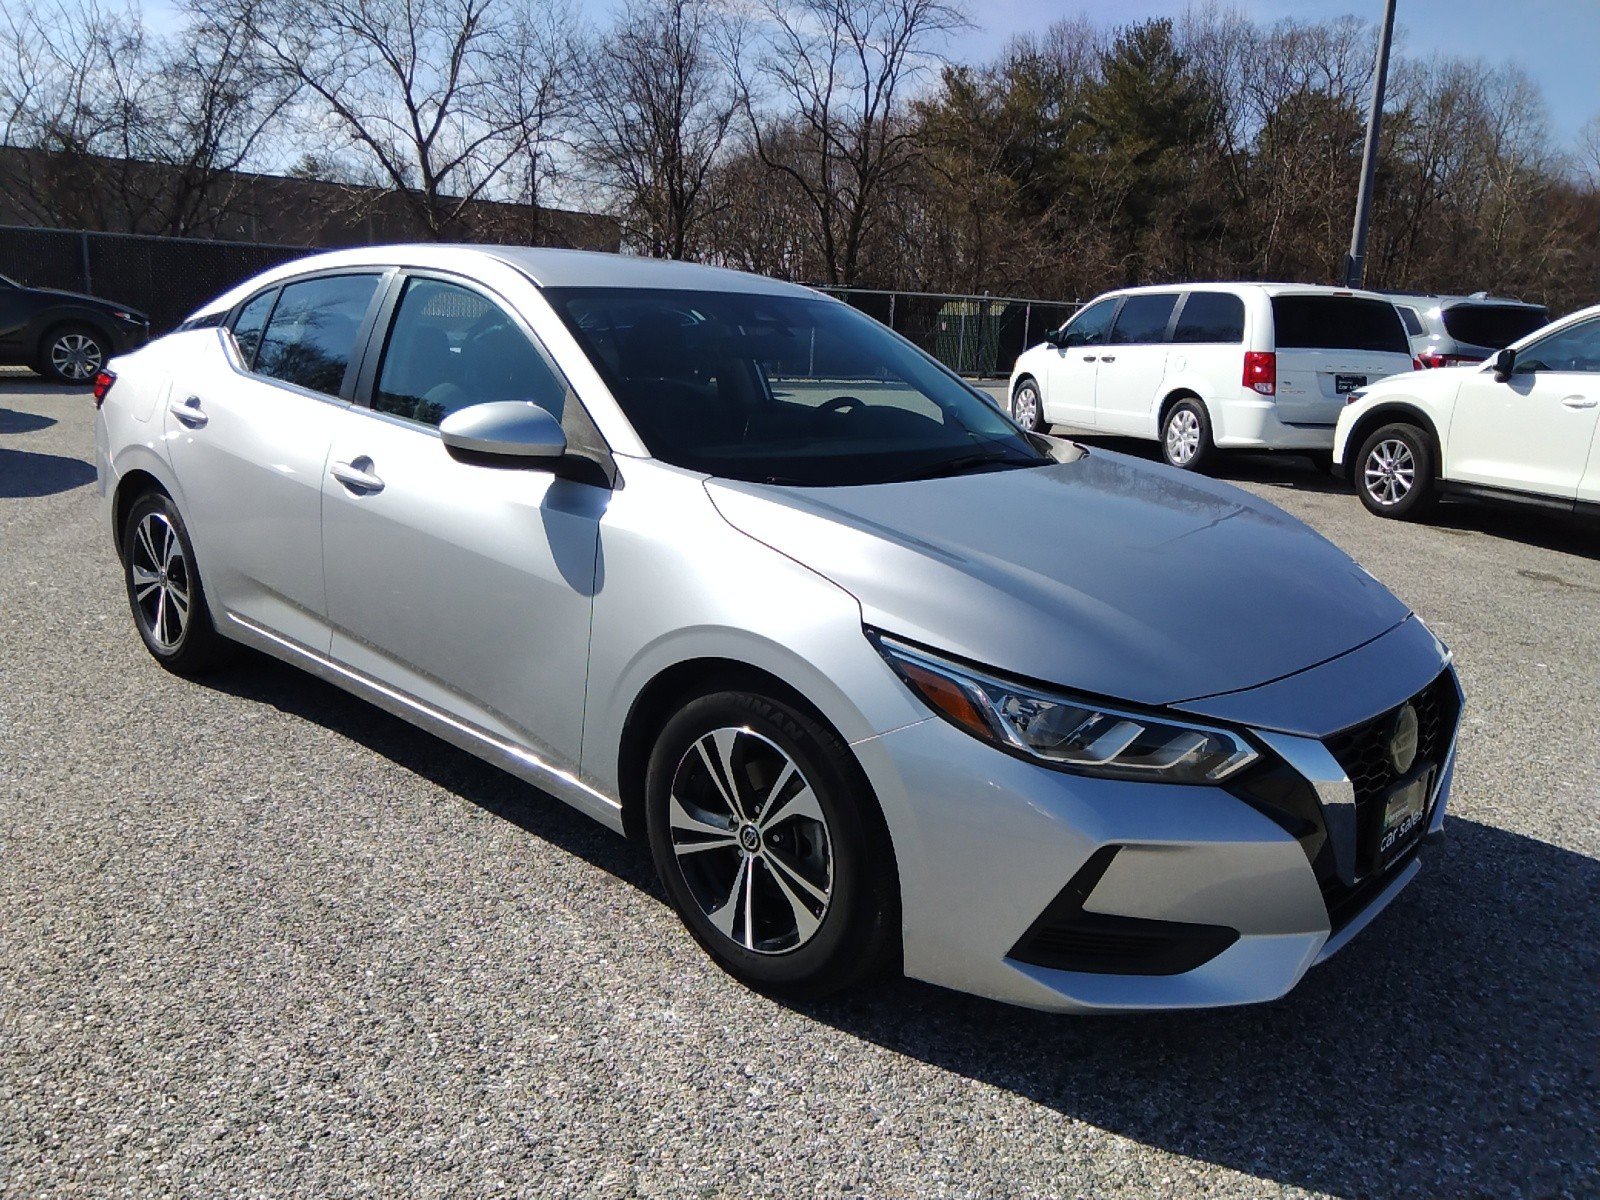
644,689 -> 898,998
1354,423 -> 1438,520
39,324 -> 109,384
1161,398 -> 1215,471
121,492 -> 235,674
1011,378 -> 1044,433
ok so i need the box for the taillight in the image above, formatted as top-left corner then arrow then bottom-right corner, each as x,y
92,369 -> 116,407
1412,356 -> 1424,371
1242,351 -> 1276,396
1417,351 -> 1483,369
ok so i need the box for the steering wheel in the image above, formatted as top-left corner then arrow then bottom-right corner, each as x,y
818,395 -> 865,416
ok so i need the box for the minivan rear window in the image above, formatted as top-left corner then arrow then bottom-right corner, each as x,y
1441,304 -> 1548,350
1171,293 -> 1245,344
1271,296 -> 1407,354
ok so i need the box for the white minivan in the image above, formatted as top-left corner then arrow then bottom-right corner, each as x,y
1008,283 -> 1418,470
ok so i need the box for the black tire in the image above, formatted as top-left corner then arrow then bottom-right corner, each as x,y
1161,397 -> 1215,471
1011,378 -> 1045,433
644,688 -> 898,999
38,323 -> 109,385
121,492 -> 235,674
1353,422 -> 1439,520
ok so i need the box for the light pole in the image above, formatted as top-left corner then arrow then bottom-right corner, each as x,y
1344,0 -> 1398,289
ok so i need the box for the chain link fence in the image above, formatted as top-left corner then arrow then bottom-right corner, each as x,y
0,228 -> 1083,376
0,227 -> 315,333
814,287 -> 1082,378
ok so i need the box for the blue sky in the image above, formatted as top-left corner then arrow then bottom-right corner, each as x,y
961,0 -> 1599,153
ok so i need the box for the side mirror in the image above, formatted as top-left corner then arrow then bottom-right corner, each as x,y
440,400 -> 566,464
1492,348 -> 1516,381
1044,327 -> 1065,349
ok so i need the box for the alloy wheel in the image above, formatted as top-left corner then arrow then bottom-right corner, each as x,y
1013,386 -> 1040,431
50,332 -> 103,381
667,726 -> 833,955
1166,408 -> 1201,464
130,512 -> 191,649
1363,438 -> 1415,506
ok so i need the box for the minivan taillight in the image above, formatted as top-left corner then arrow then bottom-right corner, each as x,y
1242,351 -> 1276,396
92,369 -> 116,407
1417,351 -> 1481,369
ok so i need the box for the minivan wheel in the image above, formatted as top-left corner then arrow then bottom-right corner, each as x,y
40,324 -> 108,384
121,492 -> 235,674
1355,423 -> 1438,520
1161,399 -> 1215,470
644,689 -> 897,998
1011,379 -> 1044,433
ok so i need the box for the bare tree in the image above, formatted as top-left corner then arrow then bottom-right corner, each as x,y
733,0 -> 966,286
206,0 -> 578,239
0,0 -> 293,235
577,0 -> 738,259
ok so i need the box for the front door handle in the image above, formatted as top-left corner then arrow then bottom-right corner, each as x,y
330,458 -> 385,493
169,396 -> 207,427
1081,355 -> 1097,362
1561,395 -> 1596,409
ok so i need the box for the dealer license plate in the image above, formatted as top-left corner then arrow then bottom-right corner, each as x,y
1377,772 -> 1432,866
1335,374 -> 1367,394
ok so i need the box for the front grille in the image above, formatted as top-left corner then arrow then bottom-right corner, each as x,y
1324,669 -> 1459,813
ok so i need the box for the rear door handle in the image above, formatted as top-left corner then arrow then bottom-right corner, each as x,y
330,458 -> 385,493
169,396 -> 207,427
1099,355 -> 1116,363
1561,395 -> 1596,409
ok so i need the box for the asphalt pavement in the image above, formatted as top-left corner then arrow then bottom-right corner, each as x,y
3,374 -> 1597,1198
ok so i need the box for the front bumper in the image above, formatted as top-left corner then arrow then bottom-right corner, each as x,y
854,637 -> 1461,1013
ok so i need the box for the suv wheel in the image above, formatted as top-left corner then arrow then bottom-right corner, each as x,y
40,324 -> 109,384
644,689 -> 897,998
1011,379 -> 1044,433
1161,399 -> 1215,471
1355,423 -> 1438,520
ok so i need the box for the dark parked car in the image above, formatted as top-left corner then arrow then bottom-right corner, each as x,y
0,272 -> 150,383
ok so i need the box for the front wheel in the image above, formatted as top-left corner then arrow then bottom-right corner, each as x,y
1011,379 -> 1045,433
644,689 -> 898,999
1354,423 -> 1438,520
1161,399 -> 1215,471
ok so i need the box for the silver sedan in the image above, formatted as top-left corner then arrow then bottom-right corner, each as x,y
93,245 -> 1462,1011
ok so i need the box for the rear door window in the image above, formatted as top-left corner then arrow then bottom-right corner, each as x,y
254,274 -> 382,397
1108,293 -> 1178,345
1271,296 -> 1408,354
1171,293 -> 1245,344
1442,305 -> 1549,350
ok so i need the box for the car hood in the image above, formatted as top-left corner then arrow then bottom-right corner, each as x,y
707,449 -> 1410,707
32,287 -> 143,317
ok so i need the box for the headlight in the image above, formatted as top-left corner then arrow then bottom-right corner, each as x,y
872,633 -> 1258,784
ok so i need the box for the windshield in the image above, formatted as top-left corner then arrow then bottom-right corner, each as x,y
545,287 -> 1046,486
1442,304 -> 1548,350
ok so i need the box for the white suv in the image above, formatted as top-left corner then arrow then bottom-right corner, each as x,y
1335,303 -> 1600,519
1008,283 -> 1417,471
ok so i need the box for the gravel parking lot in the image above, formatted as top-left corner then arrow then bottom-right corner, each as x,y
3,374 -> 1596,1199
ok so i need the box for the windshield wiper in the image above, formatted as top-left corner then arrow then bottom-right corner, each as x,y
896,449 -> 1040,483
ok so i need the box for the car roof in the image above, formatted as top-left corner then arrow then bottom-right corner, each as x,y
1377,290 -> 1547,311
1101,281 -> 1399,303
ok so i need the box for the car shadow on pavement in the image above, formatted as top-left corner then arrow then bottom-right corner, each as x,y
0,406 -> 57,434
199,650 -> 1597,1198
0,446 -> 96,497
